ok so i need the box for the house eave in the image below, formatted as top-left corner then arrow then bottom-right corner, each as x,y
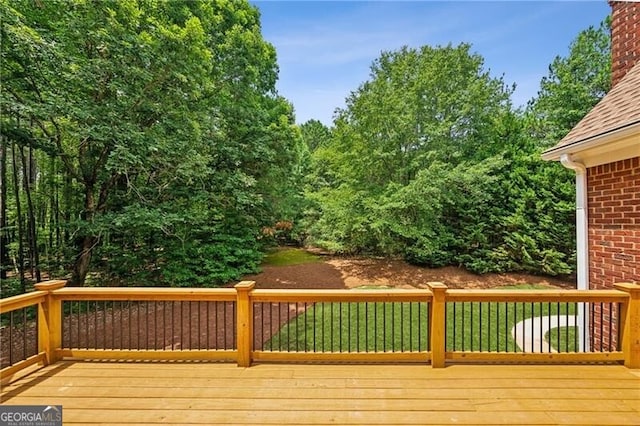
541,120 -> 640,162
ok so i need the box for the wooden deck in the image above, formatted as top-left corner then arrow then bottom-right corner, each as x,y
1,362 -> 639,425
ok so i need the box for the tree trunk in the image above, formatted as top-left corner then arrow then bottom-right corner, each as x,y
49,156 -> 60,272
71,235 -> 96,286
20,146 -> 41,282
11,143 -> 26,292
63,171 -> 71,246
0,137 -> 9,280
70,186 -> 96,286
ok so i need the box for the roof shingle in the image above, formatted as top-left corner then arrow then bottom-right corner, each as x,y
552,62 -> 640,148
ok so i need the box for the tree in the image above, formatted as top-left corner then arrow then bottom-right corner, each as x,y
304,17 -> 611,276
494,17 -> 612,275
304,44 -> 514,259
529,18 -> 611,145
300,119 -> 331,152
3,0 -> 218,285
333,44 -> 513,187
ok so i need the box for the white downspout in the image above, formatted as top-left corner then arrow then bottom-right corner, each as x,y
559,154 -> 589,351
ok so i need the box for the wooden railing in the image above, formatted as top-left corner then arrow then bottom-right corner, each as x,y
0,282 -> 55,379
53,285 -> 238,362
442,286 -> 629,365
248,283 -> 432,365
1,280 -> 638,381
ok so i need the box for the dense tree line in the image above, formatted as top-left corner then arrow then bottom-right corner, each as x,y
301,19 -> 611,276
1,0 -> 304,293
1,0 -> 610,294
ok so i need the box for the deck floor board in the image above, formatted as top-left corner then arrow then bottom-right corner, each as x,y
2,362 -> 639,425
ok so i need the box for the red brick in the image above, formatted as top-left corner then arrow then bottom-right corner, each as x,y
611,0 -> 640,85
594,184 -> 613,191
613,169 -> 633,178
613,181 -> 631,189
603,177 -> 620,185
616,242 -> 634,249
596,172 -> 613,180
613,193 -> 634,201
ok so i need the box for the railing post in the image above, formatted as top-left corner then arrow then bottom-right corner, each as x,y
613,283 -> 640,369
428,282 -> 447,368
235,281 -> 255,368
34,280 -> 67,365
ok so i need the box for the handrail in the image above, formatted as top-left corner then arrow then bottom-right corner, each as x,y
53,287 -> 237,302
446,289 -> 627,303
252,289 -> 432,303
0,291 -> 47,314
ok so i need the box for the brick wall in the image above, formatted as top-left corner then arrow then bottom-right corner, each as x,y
610,1 -> 640,87
587,156 -> 640,350
588,156 -> 640,288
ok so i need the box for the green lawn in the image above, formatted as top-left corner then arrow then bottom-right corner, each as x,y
265,301 -> 429,352
262,248 -> 322,266
446,300 -> 576,352
546,326 -> 578,352
264,285 -> 579,353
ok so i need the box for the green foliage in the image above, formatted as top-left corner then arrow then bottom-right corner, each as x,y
326,44 -> 513,187
161,228 -> 263,287
1,0 -> 306,288
483,152 -> 576,275
300,119 -> 332,152
0,278 -> 26,298
303,19 -> 610,277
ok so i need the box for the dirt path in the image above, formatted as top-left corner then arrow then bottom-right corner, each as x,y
242,256 -> 575,290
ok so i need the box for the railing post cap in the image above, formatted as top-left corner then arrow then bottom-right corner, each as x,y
427,282 -> 448,291
613,282 -> 640,294
235,281 -> 256,291
34,280 -> 67,291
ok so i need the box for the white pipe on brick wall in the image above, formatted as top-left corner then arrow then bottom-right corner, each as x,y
560,154 -> 589,352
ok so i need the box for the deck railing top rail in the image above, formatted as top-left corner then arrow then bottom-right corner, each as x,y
251,288 -> 432,302
445,289 -> 628,303
0,291 -> 47,314
51,287 -> 237,301
39,285 -> 633,304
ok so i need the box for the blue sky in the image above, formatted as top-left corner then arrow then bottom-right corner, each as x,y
250,1 -> 610,125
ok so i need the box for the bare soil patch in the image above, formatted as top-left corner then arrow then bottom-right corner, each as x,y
242,256 -> 575,290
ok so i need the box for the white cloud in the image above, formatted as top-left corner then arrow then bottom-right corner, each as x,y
267,2 -> 461,67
